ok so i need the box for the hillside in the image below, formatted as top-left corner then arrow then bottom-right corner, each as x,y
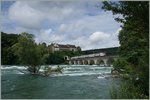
82,47 -> 119,56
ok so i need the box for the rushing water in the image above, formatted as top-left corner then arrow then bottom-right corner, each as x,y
1,65 -> 120,99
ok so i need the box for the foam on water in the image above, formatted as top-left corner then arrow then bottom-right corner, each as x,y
97,76 -> 105,79
1,65 -> 113,78
17,72 -> 25,75
1,66 -> 27,70
52,72 -> 101,77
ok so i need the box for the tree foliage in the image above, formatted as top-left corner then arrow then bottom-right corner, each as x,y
1,32 -> 20,65
12,32 -> 42,73
83,47 -> 118,56
102,1 -> 149,98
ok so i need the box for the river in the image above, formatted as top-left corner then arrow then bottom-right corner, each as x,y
1,65 -> 121,99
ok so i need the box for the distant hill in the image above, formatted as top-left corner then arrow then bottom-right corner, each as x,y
82,47 -> 119,56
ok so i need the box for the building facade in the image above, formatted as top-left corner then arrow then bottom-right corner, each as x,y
48,43 -> 81,52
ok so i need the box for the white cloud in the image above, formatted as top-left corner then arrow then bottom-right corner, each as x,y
44,28 -> 52,34
89,31 -> 110,43
110,27 -> 122,41
8,1 -> 86,29
35,28 -> 52,43
3,1 -> 121,50
58,24 -> 68,33
35,28 -> 66,44
9,1 -> 44,29
115,28 -> 122,35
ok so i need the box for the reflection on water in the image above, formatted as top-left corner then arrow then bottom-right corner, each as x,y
1,65 -> 120,99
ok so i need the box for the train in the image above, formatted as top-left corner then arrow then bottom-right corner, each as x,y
71,52 -> 106,59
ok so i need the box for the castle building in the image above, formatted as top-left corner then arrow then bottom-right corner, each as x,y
48,43 -> 81,52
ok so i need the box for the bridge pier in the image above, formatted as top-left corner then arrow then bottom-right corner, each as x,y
73,61 -> 76,65
78,60 -> 81,65
87,60 -> 90,65
103,59 -> 108,66
94,59 -> 97,65
69,61 -> 72,65
84,60 -> 88,65
82,60 -> 85,65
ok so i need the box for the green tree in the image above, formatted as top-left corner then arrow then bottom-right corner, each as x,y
1,32 -> 20,65
12,32 -> 42,74
102,1 -> 149,98
46,52 -> 65,64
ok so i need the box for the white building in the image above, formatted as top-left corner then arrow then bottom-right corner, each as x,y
48,43 -> 81,52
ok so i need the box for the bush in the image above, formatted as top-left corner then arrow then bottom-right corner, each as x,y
43,66 -> 63,76
110,81 -> 148,99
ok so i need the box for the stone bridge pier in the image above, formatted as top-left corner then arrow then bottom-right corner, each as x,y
68,53 -> 118,66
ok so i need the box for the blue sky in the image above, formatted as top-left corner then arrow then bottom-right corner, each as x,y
1,0 -> 121,50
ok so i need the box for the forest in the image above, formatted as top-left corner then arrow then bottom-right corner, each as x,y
1,32 -> 82,65
102,1 -> 149,99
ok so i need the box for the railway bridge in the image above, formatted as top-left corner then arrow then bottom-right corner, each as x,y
67,53 -> 118,66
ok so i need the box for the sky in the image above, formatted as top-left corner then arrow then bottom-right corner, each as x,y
1,0 -> 121,50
